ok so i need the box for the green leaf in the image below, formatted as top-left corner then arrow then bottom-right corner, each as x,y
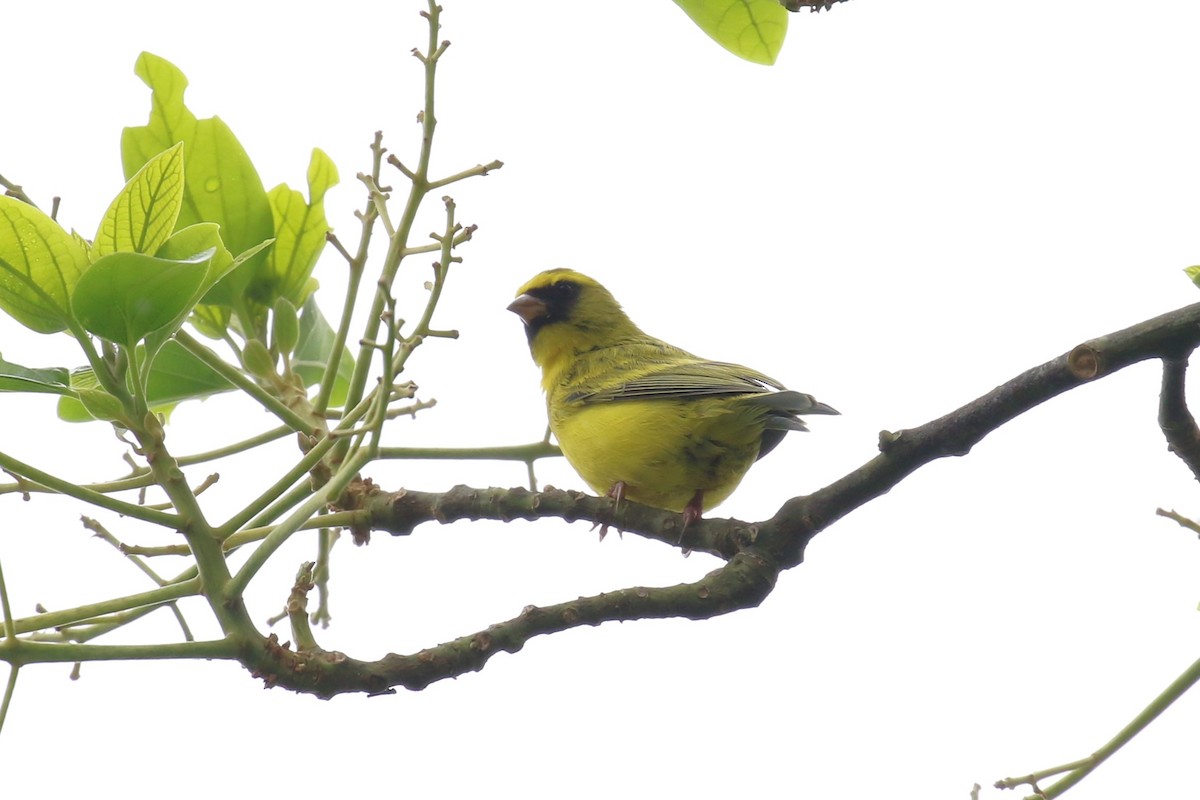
72,249 -> 213,346
0,356 -> 70,395
122,53 -> 273,314
673,0 -> 788,65
188,238 -> 275,339
0,196 -> 89,333
56,397 -> 92,422
105,224 -> 259,380
1185,265 -> 1200,288
242,338 -> 275,379
142,338 -> 235,405
294,295 -> 353,408
263,148 -> 338,307
141,223 -> 238,365
94,142 -> 185,257
57,341 -> 234,423
190,301 -> 231,339
272,296 -> 300,355
76,388 -> 129,423
57,368 -> 103,422
156,223 -> 230,273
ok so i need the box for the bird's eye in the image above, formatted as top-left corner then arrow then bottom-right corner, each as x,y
547,281 -> 580,303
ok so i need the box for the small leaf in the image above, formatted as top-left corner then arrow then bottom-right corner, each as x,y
94,142 -> 185,257
0,356 -> 70,394
1185,265 -> 1200,288
157,223 -> 231,278
76,388 -> 129,422
142,338 -> 234,405
262,148 -> 339,306
57,368 -> 103,422
194,237 -> 273,308
190,303 -> 231,340
0,196 -> 89,333
272,297 -> 300,356
57,396 -> 92,422
673,0 -> 788,65
72,249 -> 213,345
71,231 -> 94,263
294,295 -> 353,408
242,339 -> 275,378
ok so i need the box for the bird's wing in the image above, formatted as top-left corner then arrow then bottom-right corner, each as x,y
570,359 -> 787,403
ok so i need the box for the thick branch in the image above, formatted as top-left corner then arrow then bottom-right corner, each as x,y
361,301 -> 1200,569
244,548 -> 777,697
357,484 -> 757,558
29,301 -> 1200,697
765,301 -> 1200,564
1158,354 -> 1200,481
225,300 -> 1200,698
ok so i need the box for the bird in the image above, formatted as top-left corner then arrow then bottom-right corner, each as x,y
508,268 -> 837,536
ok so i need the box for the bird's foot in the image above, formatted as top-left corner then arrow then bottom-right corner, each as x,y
678,490 -> 704,549
592,481 -> 628,541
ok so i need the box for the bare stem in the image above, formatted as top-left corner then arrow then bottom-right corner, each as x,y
997,652 -> 1200,798
0,173 -> 36,206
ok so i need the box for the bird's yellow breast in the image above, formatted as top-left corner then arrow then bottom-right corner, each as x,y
549,393 -> 767,512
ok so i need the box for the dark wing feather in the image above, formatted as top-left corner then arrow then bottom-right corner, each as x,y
571,359 -> 787,403
565,353 -> 838,460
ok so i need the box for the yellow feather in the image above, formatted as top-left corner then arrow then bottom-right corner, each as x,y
509,269 -> 836,518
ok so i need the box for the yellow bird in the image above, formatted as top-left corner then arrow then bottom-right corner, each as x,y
508,269 -> 837,530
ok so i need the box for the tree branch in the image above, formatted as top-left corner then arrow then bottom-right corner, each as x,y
244,548 -> 777,697
1158,353 -> 1200,480
782,0 -> 851,11
237,300 -> 1200,697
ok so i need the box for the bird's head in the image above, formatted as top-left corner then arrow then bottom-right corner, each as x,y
508,269 -> 641,371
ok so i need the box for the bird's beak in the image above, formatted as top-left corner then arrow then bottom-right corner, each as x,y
507,293 -> 547,326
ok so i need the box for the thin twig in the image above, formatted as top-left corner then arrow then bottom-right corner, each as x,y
0,665 -> 18,737
0,558 -> 14,642
0,173 -> 36,206
1155,507 -> 1200,537
996,652 -> 1200,798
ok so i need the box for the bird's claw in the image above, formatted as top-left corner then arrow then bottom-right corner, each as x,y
677,489 -> 704,545
592,481 -> 628,542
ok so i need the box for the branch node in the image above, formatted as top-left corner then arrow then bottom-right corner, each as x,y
877,429 -> 902,452
1067,344 -> 1102,379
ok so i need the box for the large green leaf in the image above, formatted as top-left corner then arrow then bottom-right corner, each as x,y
72,249 -> 213,346
94,142 -> 185,257
294,295 -> 353,408
0,356 -> 70,395
263,148 -> 338,306
0,196 -> 89,333
673,0 -> 788,65
122,53 -> 273,314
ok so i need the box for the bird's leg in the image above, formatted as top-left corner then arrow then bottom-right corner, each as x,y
678,489 -> 704,545
593,480 -> 627,541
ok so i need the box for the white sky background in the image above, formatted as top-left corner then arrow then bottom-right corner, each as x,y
2,1 -> 1200,796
